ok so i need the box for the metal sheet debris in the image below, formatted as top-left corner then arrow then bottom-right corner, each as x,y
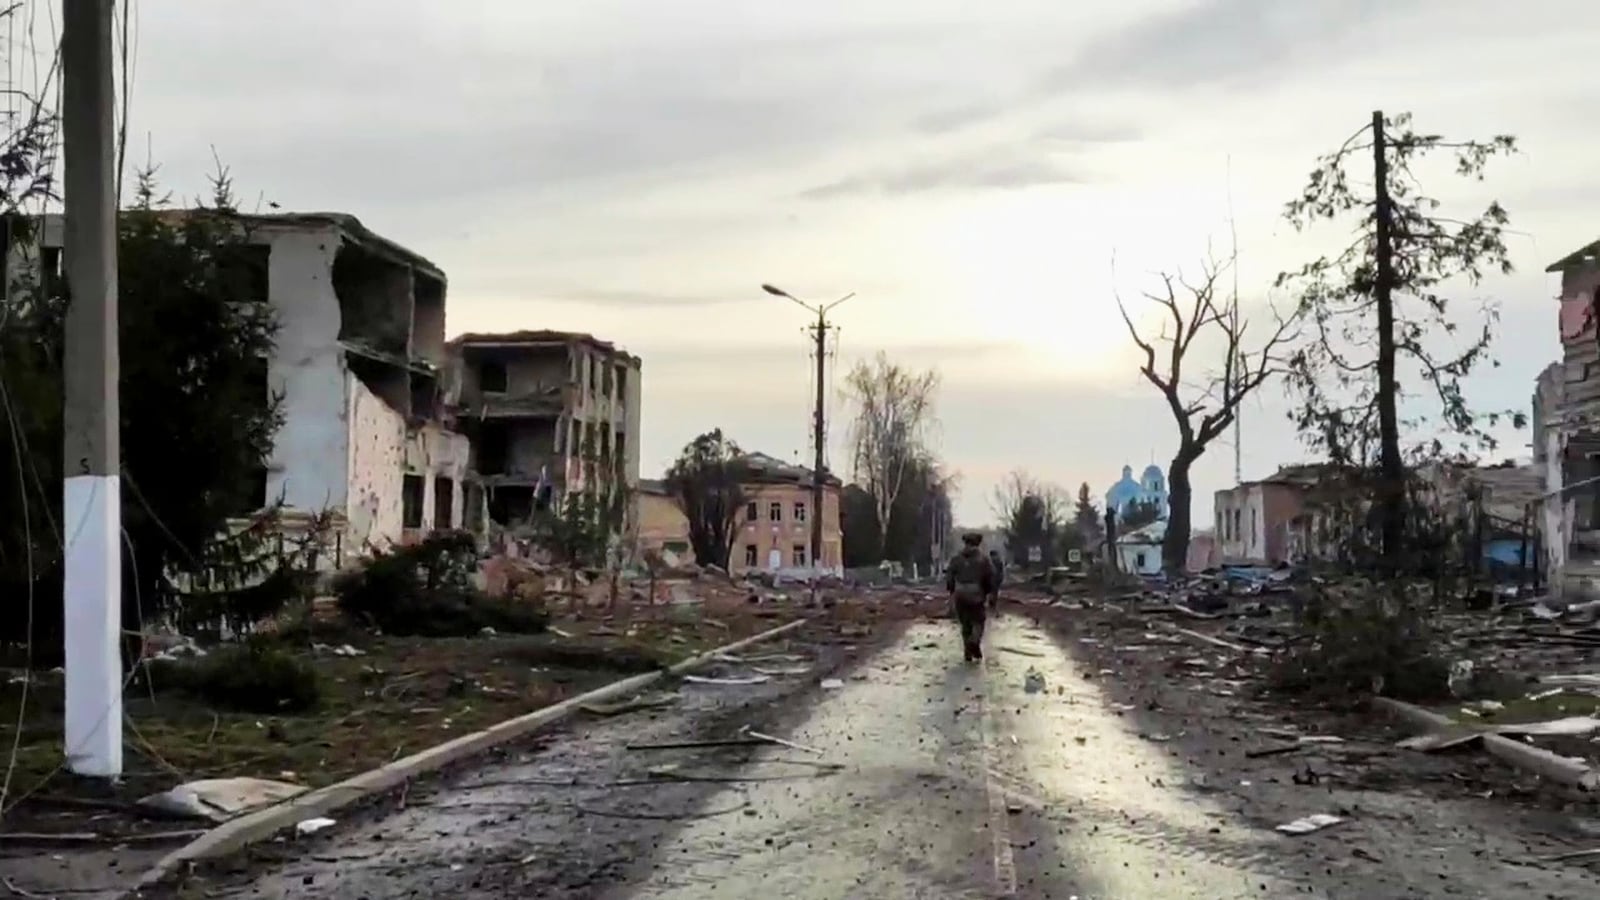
1276,813 -> 1344,835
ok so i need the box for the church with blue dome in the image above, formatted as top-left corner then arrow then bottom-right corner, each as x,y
1105,463 -> 1168,522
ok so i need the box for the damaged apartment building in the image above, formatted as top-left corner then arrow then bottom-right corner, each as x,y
448,331 -> 641,533
23,212 -> 474,559
1536,236 -> 1600,600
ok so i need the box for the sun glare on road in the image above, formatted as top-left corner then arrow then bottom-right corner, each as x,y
990,617 -> 1316,898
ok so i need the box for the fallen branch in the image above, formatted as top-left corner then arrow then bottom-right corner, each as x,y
625,737 -> 774,752
741,727 -> 825,756
1534,847 -> 1600,863
1376,697 -> 1600,791
0,828 -> 206,845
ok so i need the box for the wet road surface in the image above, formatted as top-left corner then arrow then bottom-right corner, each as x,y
167,615 -> 1596,899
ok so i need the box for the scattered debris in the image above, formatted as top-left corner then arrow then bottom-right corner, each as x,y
820,678 -> 845,690
295,817 -> 337,837
626,737 -> 775,751
1023,669 -> 1046,694
580,694 -> 679,717
1276,813 -> 1345,835
741,727 -> 825,756
681,674 -> 771,686
999,646 -> 1046,658
137,777 -> 307,823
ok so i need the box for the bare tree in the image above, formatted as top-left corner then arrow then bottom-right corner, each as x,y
989,469 -> 1067,567
1118,254 -> 1296,572
842,352 -> 940,560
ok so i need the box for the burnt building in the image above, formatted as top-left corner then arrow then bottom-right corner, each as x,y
448,330 -> 641,529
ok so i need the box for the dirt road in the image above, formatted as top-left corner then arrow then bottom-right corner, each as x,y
151,614 -> 1597,898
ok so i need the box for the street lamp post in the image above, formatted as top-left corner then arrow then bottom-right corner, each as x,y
761,284 -> 854,588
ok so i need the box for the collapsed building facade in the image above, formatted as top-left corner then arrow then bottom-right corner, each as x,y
447,331 -> 641,533
1536,238 -> 1600,599
26,213 -> 473,561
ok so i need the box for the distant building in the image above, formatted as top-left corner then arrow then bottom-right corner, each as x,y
1213,474 -> 1311,566
1115,520 -> 1165,575
634,452 -> 843,576
1106,463 -> 1168,522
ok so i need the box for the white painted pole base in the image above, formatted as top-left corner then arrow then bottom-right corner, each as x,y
63,474 -> 123,777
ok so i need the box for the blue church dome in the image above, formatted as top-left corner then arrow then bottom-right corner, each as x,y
1106,462 -> 1170,522
1105,465 -> 1141,512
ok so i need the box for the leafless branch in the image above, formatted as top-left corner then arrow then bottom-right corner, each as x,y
1117,251 -> 1300,455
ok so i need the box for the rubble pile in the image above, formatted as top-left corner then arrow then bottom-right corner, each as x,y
1043,562 -> 1600,788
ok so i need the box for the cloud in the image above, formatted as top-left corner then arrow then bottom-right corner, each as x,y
1035,0 -> 1427,93
518,288 -> 756,310
800,148 -> 1091,199
638,338 -> 1032,373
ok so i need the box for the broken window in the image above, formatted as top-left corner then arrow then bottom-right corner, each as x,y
464,482 -> 484,530
768,501 -> 782,522
743,544 -> 757,567
1135,551 -> 1147,569
346,352 -> 411,415
410,372 -> 439,420
745,501 -> 758,522
488,485 -> 534,525
225,467 -> 269,519
412,271 -> 446,364
479,359 -> 508,393
402,474 -> 425,528
333,242 -> 411,356
434,476 -> 454,529
792,544 -> 807,567
40,245 -> 63,298
219,243 -> 270,306
793,501 -> 807,523
476,423 -> 509,475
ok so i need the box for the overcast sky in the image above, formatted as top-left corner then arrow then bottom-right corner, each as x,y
84,0 -> 1600,525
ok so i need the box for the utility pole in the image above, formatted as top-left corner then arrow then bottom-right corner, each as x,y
762,284 -> 854,578
1226,154 -> 1243,487
1371,109 -> 1403,567
809,308 -> 827,574
61,0 -> 122,777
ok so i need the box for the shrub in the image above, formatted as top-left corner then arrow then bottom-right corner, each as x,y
146,639 -> 322,714
473,596 -> 551,635
332,531 -> 547,637
1267,583 -> 1449,704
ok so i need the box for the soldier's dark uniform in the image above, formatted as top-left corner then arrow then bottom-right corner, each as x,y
945,534 -> 998,662
987,550 -> 1006,611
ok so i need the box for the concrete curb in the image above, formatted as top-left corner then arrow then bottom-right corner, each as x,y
127,616 -> 812,894
1373,696 -> 1600,791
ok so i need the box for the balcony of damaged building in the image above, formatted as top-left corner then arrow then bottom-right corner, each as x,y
324,223 -> 476,552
